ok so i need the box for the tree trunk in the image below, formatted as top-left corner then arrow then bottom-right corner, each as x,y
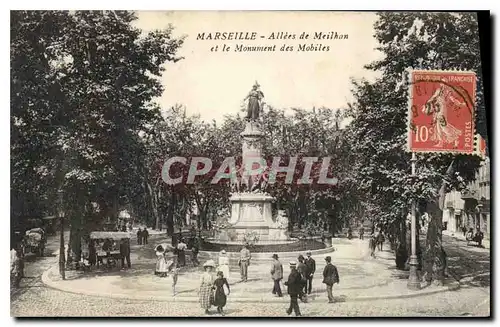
396,216 -> 408,270
422,160 -> 454,285
166,192 -> 175,236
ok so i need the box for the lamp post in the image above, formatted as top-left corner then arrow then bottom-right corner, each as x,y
407,153 -> 420,290
58,189 -> 66,280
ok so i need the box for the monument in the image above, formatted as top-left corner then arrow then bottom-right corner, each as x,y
216,82 -> 290,243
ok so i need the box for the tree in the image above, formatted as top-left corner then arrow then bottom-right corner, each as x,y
11,11 -> 184,256
347,12 -> 486,283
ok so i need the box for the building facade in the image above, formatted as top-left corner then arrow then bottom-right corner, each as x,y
443,157 -> 490,240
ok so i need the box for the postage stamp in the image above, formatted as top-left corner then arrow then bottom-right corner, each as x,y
407,70 -> 477,154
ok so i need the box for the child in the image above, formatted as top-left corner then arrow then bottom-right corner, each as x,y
212,271 -> 230,315
171,266 -> 179,295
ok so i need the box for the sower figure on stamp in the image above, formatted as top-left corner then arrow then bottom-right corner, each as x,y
270,253 -> 283,297
284,261 -> 302,316
304,250 -> 316,295
239,244 -> 251,282
322,256 -> 340,303
422,80 -> 466,148
244,81 -> 264,121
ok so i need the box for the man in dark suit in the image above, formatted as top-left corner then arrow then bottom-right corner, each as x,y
322,256 -> 339,303
304,250 -> 316,295
119,238 -> 131,269
270,254 -> 283,297
284,261 -> 302,316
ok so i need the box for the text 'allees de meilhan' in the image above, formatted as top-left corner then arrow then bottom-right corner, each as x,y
196,31 -> 348,41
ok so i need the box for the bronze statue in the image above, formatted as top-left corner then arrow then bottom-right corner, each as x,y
245,81 -> 264,120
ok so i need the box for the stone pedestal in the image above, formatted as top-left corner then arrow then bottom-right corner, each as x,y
215,120 -> 290,243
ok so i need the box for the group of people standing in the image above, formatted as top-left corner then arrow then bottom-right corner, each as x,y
136,228 -> 149,245
279,254 -> 340,316
369,229 -> 386,257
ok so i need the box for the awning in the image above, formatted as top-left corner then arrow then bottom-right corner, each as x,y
90,231 -> 131,240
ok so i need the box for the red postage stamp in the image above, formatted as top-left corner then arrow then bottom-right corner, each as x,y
407,70 -> 477,154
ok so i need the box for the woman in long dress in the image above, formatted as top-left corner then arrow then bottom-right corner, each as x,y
422,83 -> 466,147
213,271 -> 230,315
217,250 -> 230,281
155,245 -> 168,277
199,260 -> 216,314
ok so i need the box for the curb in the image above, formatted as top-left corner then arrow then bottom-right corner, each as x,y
41,261 -> 460,303
199,246 -> 336,261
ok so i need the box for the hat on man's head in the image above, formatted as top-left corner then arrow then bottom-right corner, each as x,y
221,250 -> 226,254
272,254 -> 279,259
289,261 -> 297,267
325,256 -> 332,262
306,250 -> 312,255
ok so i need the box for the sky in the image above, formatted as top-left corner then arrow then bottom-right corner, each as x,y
133,11 -> 384,123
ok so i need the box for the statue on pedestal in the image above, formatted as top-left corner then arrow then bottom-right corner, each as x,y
244,81 -> 265,121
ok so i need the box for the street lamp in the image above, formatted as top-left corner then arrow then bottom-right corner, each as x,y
57,189 -> 66,280
407,153 -> 420,290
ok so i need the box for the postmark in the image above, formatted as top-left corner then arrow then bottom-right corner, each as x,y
407,70 -> 477,154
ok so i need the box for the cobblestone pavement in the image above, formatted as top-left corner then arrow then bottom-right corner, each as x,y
10,282 -> 489,317
441,234 -> 490,288
11,232 -> 490,317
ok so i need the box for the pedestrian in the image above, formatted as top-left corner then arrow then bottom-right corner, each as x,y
10,247 -> 22,288
239,243 -> 251,282
119,238 -> 131,269
369,233 -> 377,257
199,260 -> 216,315
136,228 -> 143,245
322,256 -> 340,303
461,226 -> 467,237
284,261 -> 302,316
297,255 -> 307,297
143,228 -> 149,245
177,238 -> 187,267
191,238 -> 200,267
304,250 -> 316,295
359,226 -> 365,240
376,229 -> 385,251
271,253 -> 283,297
217,250 -> 230,281
213,271 -> 230,315
155,245 -> 168,277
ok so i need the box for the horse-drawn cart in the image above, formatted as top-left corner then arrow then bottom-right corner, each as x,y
24,228 -> 46,256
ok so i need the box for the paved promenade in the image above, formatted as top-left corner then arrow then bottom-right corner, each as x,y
40,236 -> 459,303
11,232 -> 489,317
